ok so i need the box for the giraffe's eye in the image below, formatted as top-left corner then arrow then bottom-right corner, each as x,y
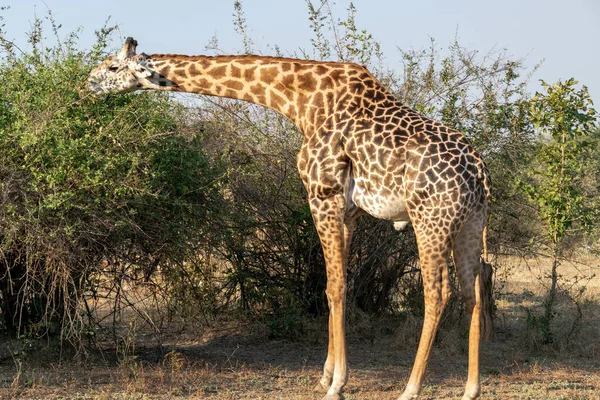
108,66 -> 119,72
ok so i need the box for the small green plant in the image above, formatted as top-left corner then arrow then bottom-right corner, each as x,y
117,321 -> 142,382
10,357 -> 23,390
266,310 -> 306,340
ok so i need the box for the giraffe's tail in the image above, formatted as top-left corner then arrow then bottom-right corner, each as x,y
475,154 -> 493,339
480,226 -> 494,340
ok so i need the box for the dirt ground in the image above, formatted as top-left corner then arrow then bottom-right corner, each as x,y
0,256 -> 599,399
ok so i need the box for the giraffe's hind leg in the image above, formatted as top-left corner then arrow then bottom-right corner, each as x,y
399,228 -> 453,400
453,217 -> 486,400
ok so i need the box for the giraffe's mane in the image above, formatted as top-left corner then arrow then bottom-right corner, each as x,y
147,53 -> 346,66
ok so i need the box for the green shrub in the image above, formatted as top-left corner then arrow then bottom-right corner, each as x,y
0,15 -> 222,342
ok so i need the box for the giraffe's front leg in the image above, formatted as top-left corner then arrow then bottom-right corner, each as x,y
319,289 -> 347,400
309,196 -> 353,400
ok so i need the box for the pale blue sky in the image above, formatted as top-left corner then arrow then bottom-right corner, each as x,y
1,0 -> 599,102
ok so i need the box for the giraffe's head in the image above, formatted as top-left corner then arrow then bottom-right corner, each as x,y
88,37 -> 177,95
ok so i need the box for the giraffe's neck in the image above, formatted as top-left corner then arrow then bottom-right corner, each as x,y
145,54 -> 336,129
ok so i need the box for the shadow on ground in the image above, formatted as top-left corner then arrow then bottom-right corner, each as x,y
0,313 -> 598,399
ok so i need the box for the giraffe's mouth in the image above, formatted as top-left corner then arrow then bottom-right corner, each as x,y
87,72 -> 108,96
87,80 -> 103,96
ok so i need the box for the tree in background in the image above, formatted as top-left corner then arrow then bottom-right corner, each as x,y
519,79 -> 598,343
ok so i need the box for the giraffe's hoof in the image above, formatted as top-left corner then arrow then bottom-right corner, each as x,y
321,394 -> 344,400
461,382 -> 480,399
313,381 -> 329,393
398,392 -> 419,400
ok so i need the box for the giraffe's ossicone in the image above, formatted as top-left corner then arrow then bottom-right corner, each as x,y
89,37 -> 493,400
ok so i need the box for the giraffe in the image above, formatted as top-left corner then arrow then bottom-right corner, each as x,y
88,37 -> 493,400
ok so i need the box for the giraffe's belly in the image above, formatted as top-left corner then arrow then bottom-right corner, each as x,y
350,179 -> 411,229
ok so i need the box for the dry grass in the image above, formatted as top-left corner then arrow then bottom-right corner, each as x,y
0,255 -> 599,399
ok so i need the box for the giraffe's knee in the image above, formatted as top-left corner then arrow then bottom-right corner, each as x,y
325,280 -> 347,304
424,284 -> 450,318
462,293 -> 477,313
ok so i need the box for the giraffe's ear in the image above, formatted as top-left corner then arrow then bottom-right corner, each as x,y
129,61 -> 153,79
119,37 -> 138,59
